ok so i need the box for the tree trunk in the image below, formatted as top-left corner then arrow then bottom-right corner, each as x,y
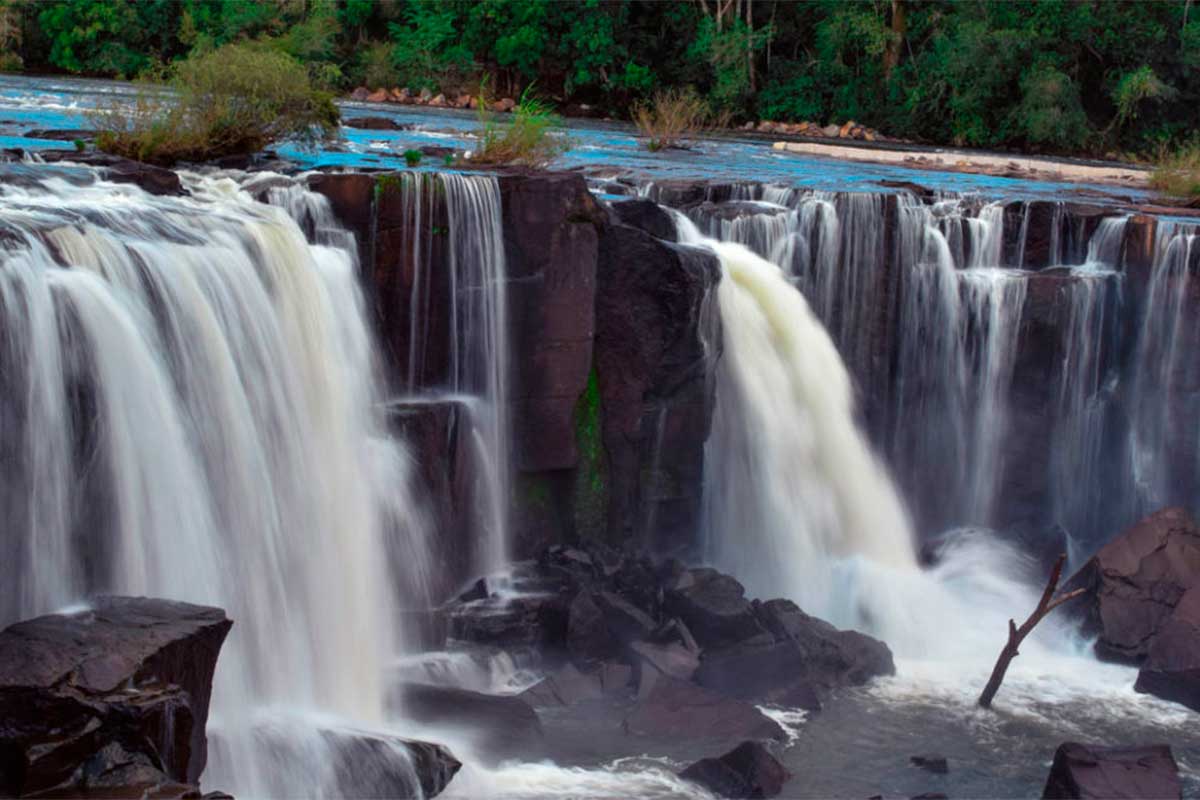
978,554 -> 1086,709
882,0 -> 907,78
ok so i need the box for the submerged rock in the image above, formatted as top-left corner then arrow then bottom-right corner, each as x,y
1135,585 -> 1200,711
910,754 -> 949,774
622,677 -> 785,742
0,596 -> 232,797
1066,507 -> 1200,663
1041,742 -> 1181,799
679,741 -> 790,798
390,682 -> 543,762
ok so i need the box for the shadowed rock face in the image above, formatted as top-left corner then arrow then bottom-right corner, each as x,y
1041,742 -> 1181,800
1135,585 -> 1200,711
1066,507 -> 1200,664
0,596 -> 232,797
679,740 -> 791,799
595,224 -> 720,555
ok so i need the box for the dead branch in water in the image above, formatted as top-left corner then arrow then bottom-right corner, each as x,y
978,553 -> 1086,709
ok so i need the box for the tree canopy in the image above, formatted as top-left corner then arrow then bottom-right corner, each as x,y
1,0 -> 1196,157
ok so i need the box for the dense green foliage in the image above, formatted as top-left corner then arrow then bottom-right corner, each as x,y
1,0 -> 1197,157
93,42 -> 338,164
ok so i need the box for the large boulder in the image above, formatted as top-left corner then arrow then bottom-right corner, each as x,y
322,729 -> 460,800
0,596 -> 231,798
1134,585 -> 1200,710
1066,507 -> 1200,663
679,741 -> 790,799
695,599 -> 894,708
662,568 -> 771,649
37,150 -> 184,196
595,223 -> 721,554
609,198 -> 677,242
390,682 -> 543,762
622,677 -> 784,742
1041,742 -> 1181,799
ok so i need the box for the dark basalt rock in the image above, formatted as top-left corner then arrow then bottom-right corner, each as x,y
609,198 -> 677,242
0,596 -> 232,798
662,568 -> 772,650
1065,507 -> 1200,663
390,682 -> 543,763
37,151 -> 184,196
679,741 -> 790,799
1135,585 -> 1200,710
622,677 -> 785,742
695,599 -> 894,708
595,224 -> 721,554
25,128 -> 98,141
910,754 -> 949,774
520,661 -> 632,707
1041,742 -> 1181,799
342,116 -> 412,131
322,729 -> 460,800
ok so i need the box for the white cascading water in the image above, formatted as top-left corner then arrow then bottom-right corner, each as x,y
391,171 -> 511,577
1128,220 -> 1199,519
671,199 -> 1185,736
0,167 -> 431,797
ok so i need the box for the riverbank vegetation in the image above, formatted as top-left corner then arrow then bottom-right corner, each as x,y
0,0 -> 1196,160
633,88 -> 711,151
1151,143 -> 1200,201
92,43 -> 338,165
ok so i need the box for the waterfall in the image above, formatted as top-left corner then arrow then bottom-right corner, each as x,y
674,213 -> 917,626
0,168 -> 429,796
1128,220 -> 1199,518
390,171 -> 511,578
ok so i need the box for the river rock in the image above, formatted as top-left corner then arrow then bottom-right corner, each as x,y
38,150 -> 184,196
663,569 -> 772,649
1134,584 -> 1200,710
323,729 -> 460,799
520,661 -> 632,707
679,741 -> 790,798
1066,507 -> 1200,663
695,600 -> 894,709
1041,742 -> 1181,799
343,116 -> 410,131
623,677 -> 784,741
911,754 -> 949,774
390,682 -> 543,762
0,596 -> 232,797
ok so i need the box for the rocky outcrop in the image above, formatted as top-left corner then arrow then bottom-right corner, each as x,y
0,596 -> 232,798
622,677 -> 784,741
694,598 -> 895,709
1134,585 -> 1200,710
609,198 -> 677,242
1066,507 -> 1200,663
595,222 -> 720,554
1041,743 -> 1181,800
389,682 -> 543,763
38,151 -> 185,196
679,741 -> 791,799
444,545 -> 893,736
322,729 -> 460,800
499,172 -> 603,476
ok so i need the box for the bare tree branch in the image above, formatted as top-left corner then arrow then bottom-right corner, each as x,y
978,554 -> 1085,709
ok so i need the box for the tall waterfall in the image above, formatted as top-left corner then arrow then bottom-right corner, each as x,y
389,172 -> 511,577
675,213 -> 917,626
0,167 -> 428,796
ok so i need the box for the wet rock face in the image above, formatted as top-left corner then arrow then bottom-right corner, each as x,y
1066,507 -> 1200,664
1135,585 -> 1200,711
0,596 -> 232,797
622,677 -> 784,741
595,224 -> 721,555
679,740 -> 791,799
1041,742 -> 1181,800
389,682 -> 543,763
498,172 -> 603,475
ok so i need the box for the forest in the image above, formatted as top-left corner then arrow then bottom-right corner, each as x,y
0,0 -> 1196,159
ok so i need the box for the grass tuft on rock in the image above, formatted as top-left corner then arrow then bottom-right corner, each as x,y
632,88 -> 710,152
471,85 -> 566,168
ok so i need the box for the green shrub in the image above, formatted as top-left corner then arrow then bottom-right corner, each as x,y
93,43 -> 339,165
359,41 -> 398,90
632,87 -> 709,151
1151,143 -> 1200,200
471,85 -> 566,167
404,149 -> 423,167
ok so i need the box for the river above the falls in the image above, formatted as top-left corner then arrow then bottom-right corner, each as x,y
0,72 -> 1159,204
